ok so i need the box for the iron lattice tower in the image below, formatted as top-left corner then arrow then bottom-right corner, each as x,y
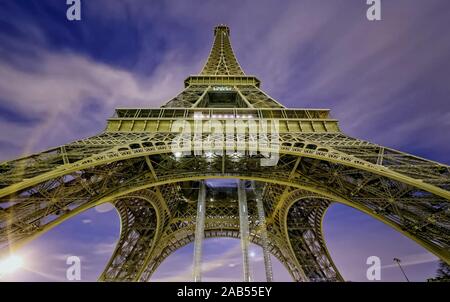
0,25 -> 449,282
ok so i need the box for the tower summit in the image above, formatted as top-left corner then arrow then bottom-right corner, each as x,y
164,24 -> 284,108
0,25 -> 449,282
201,24 -> 244,76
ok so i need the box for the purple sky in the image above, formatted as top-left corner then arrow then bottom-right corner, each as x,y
0,0 -> 449,281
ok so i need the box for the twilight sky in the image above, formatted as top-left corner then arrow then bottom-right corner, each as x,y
0,0 -> 449,281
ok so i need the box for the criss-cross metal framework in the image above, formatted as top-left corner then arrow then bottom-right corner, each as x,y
0,25 -> 449,282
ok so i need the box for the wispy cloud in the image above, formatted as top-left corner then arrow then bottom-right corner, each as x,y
0,27 -> 197,161
381,252 -> 439,269
93,242 -> 117,256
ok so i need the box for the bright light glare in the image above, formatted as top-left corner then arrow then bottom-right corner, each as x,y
0,255 -> 23,275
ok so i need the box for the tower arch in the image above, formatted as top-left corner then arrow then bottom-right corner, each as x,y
0,25 -> 449,282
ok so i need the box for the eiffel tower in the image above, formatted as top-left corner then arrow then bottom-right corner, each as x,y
0,25 -> 449,282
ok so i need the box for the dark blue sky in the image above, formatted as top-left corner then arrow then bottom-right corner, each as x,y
0,0 -> 449,281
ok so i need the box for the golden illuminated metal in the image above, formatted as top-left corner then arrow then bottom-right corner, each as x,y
0,25 -> 449,282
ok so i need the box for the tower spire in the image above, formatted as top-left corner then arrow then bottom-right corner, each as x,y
200,24 -> 245,75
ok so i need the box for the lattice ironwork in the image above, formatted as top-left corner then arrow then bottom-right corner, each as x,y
0,25 -> 449,282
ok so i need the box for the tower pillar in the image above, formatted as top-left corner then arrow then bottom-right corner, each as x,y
253,181 -> 273,282
192,180 -> 206,282
237,179 -> 251,282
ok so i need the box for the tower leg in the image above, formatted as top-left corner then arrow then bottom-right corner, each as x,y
99,191 -> 163,281
192,180 -> 206,282
252,181 -> 273,282
237,179 -> 251,282
284,196 -> 343,281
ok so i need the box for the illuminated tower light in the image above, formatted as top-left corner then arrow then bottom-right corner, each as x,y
0,255 -> 23,276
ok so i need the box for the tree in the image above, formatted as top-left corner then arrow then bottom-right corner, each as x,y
436,261 -> 450,279
428,261 -> 450,282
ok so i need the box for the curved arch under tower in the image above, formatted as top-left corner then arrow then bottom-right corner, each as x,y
0,25 -> 449,282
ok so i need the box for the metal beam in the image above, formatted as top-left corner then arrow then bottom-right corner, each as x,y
252,181 -> 273,282
237,179 -> 251,282
192,180 -> 206,282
